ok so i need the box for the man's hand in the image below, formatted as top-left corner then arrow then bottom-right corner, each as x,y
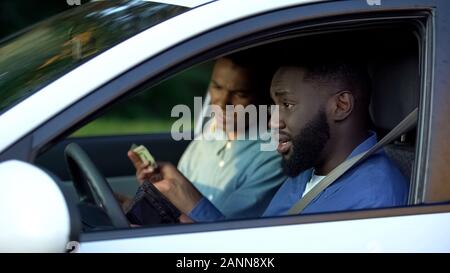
114,192 -> 133,213
127,150 -> 202,216
143,162 -> 203,215
128,150 -> 153,185
179,213 -> 194,223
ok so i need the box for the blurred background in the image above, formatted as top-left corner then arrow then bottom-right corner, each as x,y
0,0 -> 212,137
0,1 -> 79,39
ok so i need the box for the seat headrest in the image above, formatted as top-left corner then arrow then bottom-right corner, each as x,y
368,55 -> 419,130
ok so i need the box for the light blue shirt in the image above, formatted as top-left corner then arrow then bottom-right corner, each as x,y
188,131 -> 408,221
178,136 -> 286,219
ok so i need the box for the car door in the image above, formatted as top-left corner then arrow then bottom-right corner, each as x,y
77,0 -> 450,252
2,0 -> 450,252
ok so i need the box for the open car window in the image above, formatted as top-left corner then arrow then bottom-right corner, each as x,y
34,19 -> 425,233
71,62 -> 213,137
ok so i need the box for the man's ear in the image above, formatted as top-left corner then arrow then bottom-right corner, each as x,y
328,91 -> 354,121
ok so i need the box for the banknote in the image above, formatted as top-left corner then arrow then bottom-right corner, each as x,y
130,143 -> 157,167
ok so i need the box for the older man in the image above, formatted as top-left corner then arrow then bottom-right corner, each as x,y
128,53 -> 286,220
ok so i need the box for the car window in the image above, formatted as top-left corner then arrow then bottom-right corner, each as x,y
0,0 -> 188,115
33,9 -> 426,234
71,62 -> 213,137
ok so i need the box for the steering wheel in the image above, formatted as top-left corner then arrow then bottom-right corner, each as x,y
64,143 -> 129,229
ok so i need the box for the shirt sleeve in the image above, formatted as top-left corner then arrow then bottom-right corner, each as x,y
188,197 -> 225,222
218,153 -> 286,219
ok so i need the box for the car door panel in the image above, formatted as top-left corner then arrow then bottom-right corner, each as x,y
78,210 -> 450,252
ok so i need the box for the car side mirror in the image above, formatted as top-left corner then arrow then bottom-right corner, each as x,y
0,160 -> 80,252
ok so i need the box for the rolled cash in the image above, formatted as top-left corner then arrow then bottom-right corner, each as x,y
130,144 -> 157,167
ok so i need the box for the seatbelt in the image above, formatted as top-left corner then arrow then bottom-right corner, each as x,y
287,107 -> 418,215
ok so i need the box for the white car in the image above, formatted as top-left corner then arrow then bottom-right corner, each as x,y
0,0 -> 450,252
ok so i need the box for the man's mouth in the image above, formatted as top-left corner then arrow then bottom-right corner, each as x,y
277,133 -> 292,154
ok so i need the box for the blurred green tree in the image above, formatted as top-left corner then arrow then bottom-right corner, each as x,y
0,0 -> 85,39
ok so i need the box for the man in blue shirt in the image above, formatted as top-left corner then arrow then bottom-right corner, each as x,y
142,60 -> 408,222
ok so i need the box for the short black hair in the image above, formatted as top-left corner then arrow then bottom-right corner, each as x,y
222,51 -> 258,69
220,50 -> 276,105
300,60 -> 372,112
303,61 -> 370,91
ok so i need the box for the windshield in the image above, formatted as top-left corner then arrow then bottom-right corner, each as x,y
0,0 -> 189,114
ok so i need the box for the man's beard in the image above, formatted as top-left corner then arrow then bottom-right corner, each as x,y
281,110 -> 330,177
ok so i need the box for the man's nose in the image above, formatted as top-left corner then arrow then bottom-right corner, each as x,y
217,92 -> 232,109
269,109 -> 285,129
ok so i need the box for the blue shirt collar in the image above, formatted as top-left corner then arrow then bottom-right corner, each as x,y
295,131 -> 378,184
347,131 -> 378,159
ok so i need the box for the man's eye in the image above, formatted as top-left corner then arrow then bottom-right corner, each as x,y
282,102 -> 294,109
210,82 -> 221,90
234,92 -> 248,98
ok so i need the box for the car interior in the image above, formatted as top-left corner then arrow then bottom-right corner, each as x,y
34,23 -> 421,231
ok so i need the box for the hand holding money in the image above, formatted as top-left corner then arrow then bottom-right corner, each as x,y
130,144 -> 157,168
128,144 -> 159,185
127,145 -> 203,215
